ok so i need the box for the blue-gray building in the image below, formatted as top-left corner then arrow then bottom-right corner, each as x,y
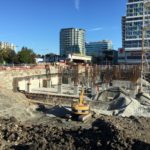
85,40 -> 118,64
86,40 -> 113,57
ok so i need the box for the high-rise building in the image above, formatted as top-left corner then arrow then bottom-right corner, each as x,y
120,0 -> 150,64
60,28 -> 86,57
86,40 -> 113,57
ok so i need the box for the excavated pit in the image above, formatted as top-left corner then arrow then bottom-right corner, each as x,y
0,87 -> 150,149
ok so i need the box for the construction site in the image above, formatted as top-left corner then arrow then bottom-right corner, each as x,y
1,0 -> 150,149
0,62 -> 150,150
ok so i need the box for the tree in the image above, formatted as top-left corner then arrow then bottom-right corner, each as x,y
36,54 -> 42,58
0,50 -> 4,64
1,48 -> 16,64
18,47 -> 36,64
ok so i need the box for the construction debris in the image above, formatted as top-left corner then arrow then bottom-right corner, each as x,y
95,87 -> 150,117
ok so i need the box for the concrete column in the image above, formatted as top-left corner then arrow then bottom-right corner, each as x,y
74,85 -> 78,95
102,84 -> 106,90
47,80 -> 51,88
58,73 -> 62,93
92,84 -> 96,96
88,79 -> 91,88
89,80 -> 92,88
39,78 -> 41,88
50,80 -> 52,88
68,77 -> 72,85
51,80 -> 53,87
26,82 -> 31,93
25,80 -> 28,92
58,84 -> 62,94
86,79 -> 90,88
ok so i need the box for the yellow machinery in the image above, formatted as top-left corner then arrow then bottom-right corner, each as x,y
71,88 -> 91,121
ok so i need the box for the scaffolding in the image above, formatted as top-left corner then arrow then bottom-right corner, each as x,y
141,0 -> 150,91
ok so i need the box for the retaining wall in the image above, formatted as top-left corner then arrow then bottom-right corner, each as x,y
25,92 -> 108,110
0,66 -> 58,90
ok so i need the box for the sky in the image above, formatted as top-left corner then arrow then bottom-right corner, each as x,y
0,0 -> 126,54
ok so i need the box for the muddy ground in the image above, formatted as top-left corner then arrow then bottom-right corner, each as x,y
0,114 -> 150,150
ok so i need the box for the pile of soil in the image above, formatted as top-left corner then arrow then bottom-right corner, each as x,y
0,116 -> 150,150
0,88 -> 39,122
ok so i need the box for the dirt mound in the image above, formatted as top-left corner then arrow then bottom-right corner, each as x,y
0,117 -> 150,150
0,88 -> 39,122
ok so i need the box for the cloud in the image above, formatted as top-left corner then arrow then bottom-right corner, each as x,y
74,0 -> 80,11
88,27 -> 103,32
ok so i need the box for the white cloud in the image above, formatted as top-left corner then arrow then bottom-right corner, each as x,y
75,0 -> 80,11
88,27 -> 103,31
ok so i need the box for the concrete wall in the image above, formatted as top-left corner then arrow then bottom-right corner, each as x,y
18,76 -> 59,92
0,66 -> 58,90
25,92 -> 109,111
112,80 -> 135,89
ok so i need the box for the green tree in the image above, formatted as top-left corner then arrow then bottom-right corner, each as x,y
1,48 -> 16,64
0,50 -> 4,64
18,47 -> 36,64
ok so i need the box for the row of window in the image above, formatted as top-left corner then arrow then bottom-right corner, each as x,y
125,21 -> 150,39
127,3 -> 150,17
125,40 -> 150,48
127,3 -> 143,17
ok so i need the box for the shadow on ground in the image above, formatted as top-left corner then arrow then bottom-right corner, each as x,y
36,104 -> 71,118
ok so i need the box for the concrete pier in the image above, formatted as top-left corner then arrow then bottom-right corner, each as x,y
74,85 -> 78,95
58,84 -> 62,94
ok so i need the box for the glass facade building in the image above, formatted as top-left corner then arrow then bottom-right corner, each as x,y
60,28 -> 86,57
86,40 -> 113,57
121,0 -> 150,64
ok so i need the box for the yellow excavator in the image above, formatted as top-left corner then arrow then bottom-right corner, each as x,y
71,88 -> 91,121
